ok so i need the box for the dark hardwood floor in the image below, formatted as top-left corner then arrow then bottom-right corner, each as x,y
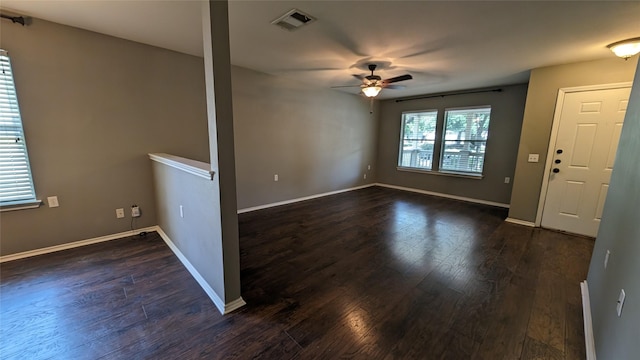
0,187 -> 593,359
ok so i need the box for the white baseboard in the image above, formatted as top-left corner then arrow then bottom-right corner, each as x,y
0,226 -> 158,263
581,280 -> 597,360
237,183 -> 376,214
505,217 -> 536,227
155,227 -> 246,315
224,297 -> 247,314
1,225 -> 246,316
375,183 -> 510,208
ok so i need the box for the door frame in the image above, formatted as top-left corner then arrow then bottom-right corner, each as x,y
534,82 -> 632,227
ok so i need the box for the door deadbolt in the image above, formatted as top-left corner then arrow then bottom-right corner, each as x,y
552,168 -> 560,173
554,159 -> 561,164
556,149 -> 563,154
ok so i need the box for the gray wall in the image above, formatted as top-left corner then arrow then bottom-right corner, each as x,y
509,57 -> 638,222
202,0 -> 241,304
0,19 -> 209,256
375,84 -> 528,205
152,161 -> 226,303
587,59 -> 640,359
231,66 -> 377,210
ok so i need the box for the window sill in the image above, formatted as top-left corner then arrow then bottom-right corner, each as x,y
396,166 -> 484,179
0,200 -> 43,212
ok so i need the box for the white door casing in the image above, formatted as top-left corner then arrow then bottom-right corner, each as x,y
538,84 -> 631,237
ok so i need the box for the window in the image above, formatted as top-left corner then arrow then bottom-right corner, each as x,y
398,110 -> 438,170
0,49 -> 37,206
440,107 -> 491,174
397,106 -> 491,176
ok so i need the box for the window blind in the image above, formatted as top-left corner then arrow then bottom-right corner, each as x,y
0,49 -> 36,204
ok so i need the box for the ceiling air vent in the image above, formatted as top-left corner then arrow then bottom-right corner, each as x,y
271,9 -> 316,31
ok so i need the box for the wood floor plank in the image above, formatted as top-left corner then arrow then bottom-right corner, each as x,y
521,336 -> 564,360
474,284 -> 536,359
527,269 -> 568,353
0,187 -> 594,359
565,302 -> 587,360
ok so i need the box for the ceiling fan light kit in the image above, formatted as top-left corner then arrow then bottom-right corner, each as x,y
607,37 -> 640,59
333,63 -> 413,98
362,85 -> 382,97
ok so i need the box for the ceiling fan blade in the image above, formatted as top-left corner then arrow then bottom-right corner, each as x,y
331,85 -> 362,88
383,74 -> 413,84
352,74 -> 366,81
384,84 -> 406,90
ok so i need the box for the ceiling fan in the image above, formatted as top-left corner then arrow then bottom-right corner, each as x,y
333,64 -> 413,98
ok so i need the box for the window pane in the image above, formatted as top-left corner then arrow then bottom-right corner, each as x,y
0,50 -> 36,204
440,107 -> 490,174
398,111 -> 437,170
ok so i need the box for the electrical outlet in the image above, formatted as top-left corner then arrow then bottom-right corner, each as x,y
131,205 -> 141,218
504,177 -> 510,184
364,173 -> 367,179
47,196 -> 59,208
604,250 -> 610,269
116,208 -> 125,219
180,205 -> 184,218
528,154 -> 539,163
368,164 -> 371,170
274,174 -> 278,182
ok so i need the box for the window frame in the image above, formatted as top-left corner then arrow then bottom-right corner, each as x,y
397,109 -> 439,172
0,49 -> 40,212
439,105 -> 491,176
396,105 -> 492,178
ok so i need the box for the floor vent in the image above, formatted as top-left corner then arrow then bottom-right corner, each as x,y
271,9 -> 315,31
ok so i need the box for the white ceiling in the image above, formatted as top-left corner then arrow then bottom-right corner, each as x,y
2,1 -> 640,99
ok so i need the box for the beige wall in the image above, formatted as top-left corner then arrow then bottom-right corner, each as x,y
375,84 -> 528,205
587,59 -> 640,359
0,19 -> 209,256
509,57 -> 638,222
231,66 -> 377,210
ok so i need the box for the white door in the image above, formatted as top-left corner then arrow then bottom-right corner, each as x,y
541,87 -> 630,237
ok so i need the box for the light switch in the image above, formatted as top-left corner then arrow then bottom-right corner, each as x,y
617,289 -> 626,317
528,154 -> 539,163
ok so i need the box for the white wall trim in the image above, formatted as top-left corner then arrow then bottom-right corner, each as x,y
149,153 -> 215,180
581,280 -> 597,360
237,183 -> 376,214
0,226 -> 158,263
505,217 -> 536,227
534,82 -> 633,227
376,183 -> 510,208
155,227 -> 246,315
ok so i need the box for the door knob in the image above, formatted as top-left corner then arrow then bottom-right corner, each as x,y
552,168 -> 560,173
556,149 -> 563,154
554,159 -> 561,164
